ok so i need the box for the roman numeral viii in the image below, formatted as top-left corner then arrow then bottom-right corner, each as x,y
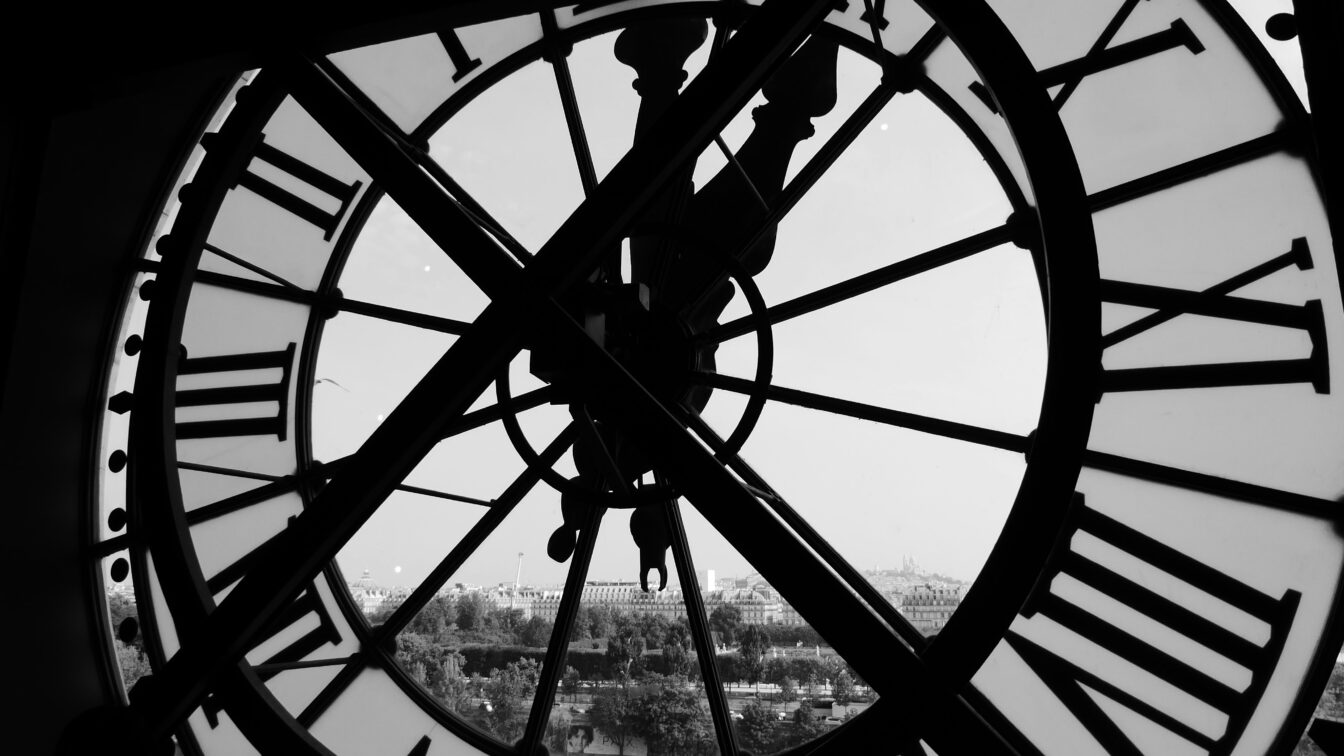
972,0 -> 1203,113
176,343 -> 296,440
1100,238 -> 1329,395
1007,500 -> 1299,754
232,136 -> 362,241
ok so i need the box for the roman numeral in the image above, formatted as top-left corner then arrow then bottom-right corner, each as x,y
175,344 -> 297,441
202,582 -> 343,727
971,0 -> 1203,113
438,30 -> 481,82
1007,500 -> 1299,753
1099,238 -> 1329,395
232,137 -> 362,241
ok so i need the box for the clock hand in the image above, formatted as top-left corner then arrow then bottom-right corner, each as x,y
615,18 -> 709,293
673,34 -> 839,331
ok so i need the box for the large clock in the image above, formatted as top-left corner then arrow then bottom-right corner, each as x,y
69,0 -> 1344,754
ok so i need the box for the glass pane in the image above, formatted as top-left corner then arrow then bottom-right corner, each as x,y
327,15 -> 546,135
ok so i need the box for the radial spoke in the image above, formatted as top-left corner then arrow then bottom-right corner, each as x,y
252,654 -> 359,675
1081,448 -> 1339,519
316,57 -> 534,264
908,25 -> 948,64
297,658 -> 365,727
203,243 -> 302,289
541,9 -> 599,196
665,485 -> 741,756
696,221 -> 1016,345
284,56 -> 522,299
1087,129 -> 1292,212
178,455 -> 502,523
678,410 -> 928,650
375,425 -> 577,642
694,370 -> 1030,453
521,501 -> 605,753
440,384 -> 553,440
137,257 -> 475,335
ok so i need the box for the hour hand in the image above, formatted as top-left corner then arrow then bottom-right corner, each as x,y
670,34 -> 839,331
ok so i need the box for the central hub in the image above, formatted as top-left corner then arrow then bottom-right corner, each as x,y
531,281 -> 706,410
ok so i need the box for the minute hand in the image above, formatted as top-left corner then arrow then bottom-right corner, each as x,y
673,35 -> 839,330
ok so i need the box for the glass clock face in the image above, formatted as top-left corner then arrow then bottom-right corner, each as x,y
94,1 -> 1343,754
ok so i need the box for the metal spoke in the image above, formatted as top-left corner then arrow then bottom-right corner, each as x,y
204,243 -> 302,289
440,384 -> 554,440
287,57 -> 523,298
315,57 -> 534,264
677,410 -> 929,650
714,134 -> 771,211
665,484 -> 740,756
297,658 -> 365,727
253,654 -> 359,675
521,501 -> 605,754
693,371 -> 1030,453
178,456 -> 497,524
137,257 -> 475,335
374,425 -> 577,641
695,222 -> 1015,345
1087,129 -> 1292,212
541,9 -> 599,196
1082,448 -> 1339,519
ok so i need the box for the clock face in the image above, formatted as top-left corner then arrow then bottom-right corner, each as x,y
93,1 -> 1344,755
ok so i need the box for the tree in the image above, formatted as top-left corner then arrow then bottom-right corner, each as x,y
785,703 -> 827,749
607,624 -> 647,684
483,658 -> 540,743
518,615 -> 554,648
736,700 -> 777,754
397,633 -> 450,694
456,592 -> 488,632
590,690 -> 638,755
663,622 -> 693,678
114,639 -> 151,689
738,624 -> 771,694
633,686 -> 715,756
587,604 -> 614,640
832,669 -> 855,706
637,613 -> 670,650
562,665 -> 582,703
107,592 -> 142,653
709,604 -> 741,646
548,711 -> 572,755
778,676 -> 798,706
570,606 -> 591,642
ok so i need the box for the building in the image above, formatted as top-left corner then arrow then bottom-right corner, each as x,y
896,583 -> 964,635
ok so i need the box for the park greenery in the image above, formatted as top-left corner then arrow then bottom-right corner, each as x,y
105,590 -> 870,753
372,595 -> 872,752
